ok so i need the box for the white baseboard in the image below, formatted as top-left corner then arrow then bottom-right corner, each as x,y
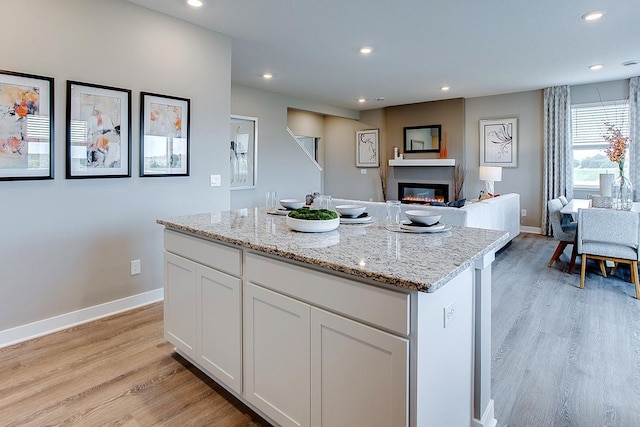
520,226 -> 542,234
473,399 -> 497,427
0,288 -> 164,349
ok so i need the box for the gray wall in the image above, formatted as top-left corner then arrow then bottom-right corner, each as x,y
0,0 -> 232,330
230,85 -> 358,209
465,91 -> 544,229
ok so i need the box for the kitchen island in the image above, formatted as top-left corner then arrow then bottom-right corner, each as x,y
157,207 -> 506,427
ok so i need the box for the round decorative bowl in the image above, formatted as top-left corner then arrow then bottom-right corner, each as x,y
286,216 -> 340,233
280,199 -> 306,210
335,204 -> 366,217
405,210 -> 442,225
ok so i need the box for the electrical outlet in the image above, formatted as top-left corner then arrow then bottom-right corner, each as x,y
210,174 -> 221,187
443,300 -> 456,328
360,169 -> 367,175
521,209 -> 527,217
130,259 -> 141,275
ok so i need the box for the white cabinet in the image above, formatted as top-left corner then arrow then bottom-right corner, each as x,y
198,264 -> 242,394
310,307 -> 408,427
163,231 -> 242,395
244,282 -> 311,427
164,252 -> 197,358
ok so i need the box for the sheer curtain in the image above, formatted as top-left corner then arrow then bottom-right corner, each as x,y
542,86 -> 572,236
629,76 -> 640,200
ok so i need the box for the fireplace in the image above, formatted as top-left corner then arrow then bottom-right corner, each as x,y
398,182 -> 449,204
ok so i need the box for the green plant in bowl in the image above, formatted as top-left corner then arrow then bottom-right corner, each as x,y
288,207 -> 338,220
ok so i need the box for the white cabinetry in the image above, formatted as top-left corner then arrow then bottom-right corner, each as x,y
163,230 -> 242,394
244,283 -> 311,427
244,253 -> 409,427
198,264 -> 242,394
310,307 -> 408,427
164,252 -> 197,358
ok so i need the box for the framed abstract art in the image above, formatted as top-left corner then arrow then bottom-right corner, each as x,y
0,70 -> 54,180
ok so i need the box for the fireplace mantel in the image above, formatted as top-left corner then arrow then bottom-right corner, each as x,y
388,159 -> 455,167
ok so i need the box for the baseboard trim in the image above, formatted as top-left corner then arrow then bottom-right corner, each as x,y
520,226 -> 542,234
473,399 -> 497,427
0,288 -> 164,349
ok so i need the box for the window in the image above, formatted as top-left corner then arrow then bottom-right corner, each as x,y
571,101 -> 630,187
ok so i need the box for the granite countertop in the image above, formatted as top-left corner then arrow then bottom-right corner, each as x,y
157,207 -> 508,293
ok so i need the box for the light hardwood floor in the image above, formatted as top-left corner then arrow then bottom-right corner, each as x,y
1,233 -> 639,426
493,233 -> 640,426
0,303 -> 268,426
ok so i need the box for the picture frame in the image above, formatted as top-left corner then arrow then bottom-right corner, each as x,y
356,129 -> 379,167
479,117 -> 518,167
230,115 -> 258,189
66,80 -> 131,178
140,92 -> 190,177
403,124 -> 441,153
0,70 -> 54,180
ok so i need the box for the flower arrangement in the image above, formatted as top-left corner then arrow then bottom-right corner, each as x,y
604,122 -> 630,175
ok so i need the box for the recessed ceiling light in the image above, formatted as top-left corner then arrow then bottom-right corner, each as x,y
581,11 -> 604,21
589,64 -> 603,70
360,47 -> 373,54
441,86 -> 450,91
262,73 -> 273,79
358,98 -> 366,103
623,60 -> 640,67
186,0 -> 204,7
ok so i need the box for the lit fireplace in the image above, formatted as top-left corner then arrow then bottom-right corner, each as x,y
398,182 -> 449,205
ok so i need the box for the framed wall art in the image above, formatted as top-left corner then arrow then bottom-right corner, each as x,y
140,92 -> 190,177
66,81 -> 131,178
0,70 -> 54,180
479,117 -> 518,167
356,129 -> 379,167
230,115 -> 258,189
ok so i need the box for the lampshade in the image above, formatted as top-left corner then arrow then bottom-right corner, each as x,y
479,166 -> 502,182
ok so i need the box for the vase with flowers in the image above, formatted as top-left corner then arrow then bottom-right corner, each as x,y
604,122 -> 633,210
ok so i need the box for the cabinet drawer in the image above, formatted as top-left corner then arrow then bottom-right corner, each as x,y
164,230 -> 241,277
245,252 -> 410,336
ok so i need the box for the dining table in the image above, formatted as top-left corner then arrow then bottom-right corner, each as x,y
560,198 -> 640,273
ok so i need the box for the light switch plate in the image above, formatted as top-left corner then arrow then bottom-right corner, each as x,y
210,174 -> 221,186
443,300 -> 456,328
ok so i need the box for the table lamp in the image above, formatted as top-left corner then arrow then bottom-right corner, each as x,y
479,166 -> 502,195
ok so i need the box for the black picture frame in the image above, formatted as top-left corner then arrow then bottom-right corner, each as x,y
66,80 -> 131,179
0,69 -> 54,181
403,124 -> 441,153
140,92 -> 190,177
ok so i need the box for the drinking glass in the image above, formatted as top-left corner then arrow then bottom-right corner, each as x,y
386,200 -> 401,227
266,191 -> 277,210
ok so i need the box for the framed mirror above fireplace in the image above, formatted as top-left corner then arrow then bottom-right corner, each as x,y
403,124 -> 441,153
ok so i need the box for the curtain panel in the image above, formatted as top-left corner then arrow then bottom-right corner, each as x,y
629,76 -> 640,201
542,86 -> 572,236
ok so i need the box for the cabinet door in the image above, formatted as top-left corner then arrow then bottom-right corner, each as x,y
311,308 -> 409,427
198,264 -> 242,394
244,283 -> 310,427
164,252 -> 197,358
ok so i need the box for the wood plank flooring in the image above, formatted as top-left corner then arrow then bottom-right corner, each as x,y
492,233 -> 640,426
0,304 -> 268,426
1,233 -> 639,426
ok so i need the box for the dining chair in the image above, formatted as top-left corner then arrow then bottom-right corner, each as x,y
577,208 -> 640,299
547,198 -> 578,268
559,196 -> 569,206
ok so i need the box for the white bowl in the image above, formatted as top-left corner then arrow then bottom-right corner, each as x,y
405,210 -> 442,226
280,199 -> 305,210
335,204 -> 366,217
286,216 -> 340,233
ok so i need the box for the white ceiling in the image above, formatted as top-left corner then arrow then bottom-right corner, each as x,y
125,0 -> 640,110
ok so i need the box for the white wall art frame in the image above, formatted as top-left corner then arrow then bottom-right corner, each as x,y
356,129 -> 379,168
479,117 -> 518,167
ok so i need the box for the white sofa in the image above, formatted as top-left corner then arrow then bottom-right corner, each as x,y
333,193 -> 520,250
